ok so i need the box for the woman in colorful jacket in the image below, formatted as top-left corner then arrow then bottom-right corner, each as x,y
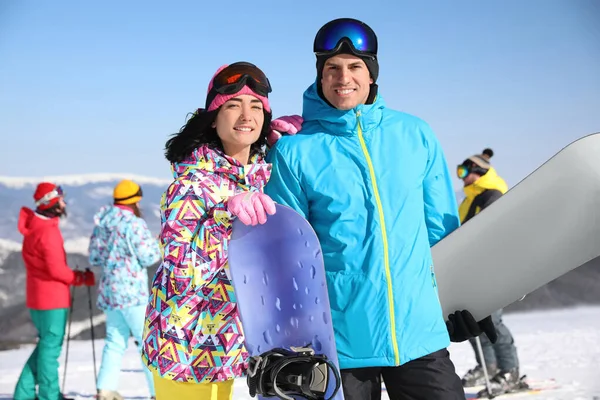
141,62 -> 300,400
88,179 -> 161,400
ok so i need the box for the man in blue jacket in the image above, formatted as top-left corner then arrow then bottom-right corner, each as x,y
265,18 -> 495,399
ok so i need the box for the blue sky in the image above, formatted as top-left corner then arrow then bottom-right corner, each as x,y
1,0 -> 599,190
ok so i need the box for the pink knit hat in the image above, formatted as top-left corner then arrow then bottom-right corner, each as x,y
205,64 -> 271,113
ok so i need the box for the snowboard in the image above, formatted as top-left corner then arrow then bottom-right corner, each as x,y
432,133 -> 600,321
228,204 -> 344,400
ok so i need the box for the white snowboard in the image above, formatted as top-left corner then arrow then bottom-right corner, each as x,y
432,132 -> 600,321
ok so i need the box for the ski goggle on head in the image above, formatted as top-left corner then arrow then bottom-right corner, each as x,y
35,185 -> 64,207
457,165 -> 471,179
313,18 -> 378,57
205,62 -> 272,108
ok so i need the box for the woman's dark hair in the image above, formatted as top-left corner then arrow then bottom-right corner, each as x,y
165,108 -> 272,164
37,202 -> 67,218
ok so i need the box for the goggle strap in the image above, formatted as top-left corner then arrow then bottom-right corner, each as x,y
35,188 -> 63,207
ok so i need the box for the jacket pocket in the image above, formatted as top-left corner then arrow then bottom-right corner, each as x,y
325,271 -> 390,361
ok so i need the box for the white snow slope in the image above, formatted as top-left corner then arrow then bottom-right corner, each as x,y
0,307 -> 599,399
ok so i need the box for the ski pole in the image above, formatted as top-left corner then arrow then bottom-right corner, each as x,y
475,336 -> 494,398
62,284 -> 76,393
84,267 -> 99,388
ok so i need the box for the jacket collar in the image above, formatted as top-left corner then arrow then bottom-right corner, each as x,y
170,145 -> 271,190
301,81 -> 385,136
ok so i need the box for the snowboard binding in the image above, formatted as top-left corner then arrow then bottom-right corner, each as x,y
246,345 -> 341,400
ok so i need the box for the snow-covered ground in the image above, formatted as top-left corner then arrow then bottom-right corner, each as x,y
1,307 -> 599,399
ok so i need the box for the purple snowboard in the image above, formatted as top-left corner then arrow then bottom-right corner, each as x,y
228,204 -> 343,400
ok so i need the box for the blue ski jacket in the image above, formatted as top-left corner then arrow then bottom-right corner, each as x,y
265,82 -> 460,369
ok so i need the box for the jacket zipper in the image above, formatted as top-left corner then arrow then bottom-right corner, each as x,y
355,111 -> 400,365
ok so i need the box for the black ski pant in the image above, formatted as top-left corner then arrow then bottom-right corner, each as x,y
340,349 -> 465,400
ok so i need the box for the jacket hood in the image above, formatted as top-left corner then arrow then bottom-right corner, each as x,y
463,167 -> 508,197
301,81 -> 386,136
18,207 -> 58,236
93,205 -> 137,229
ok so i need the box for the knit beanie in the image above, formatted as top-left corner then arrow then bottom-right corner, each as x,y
113,180 -> 143,205
34,182 -> 62,211
461,148 -> 495,176
316,49 -> 379,85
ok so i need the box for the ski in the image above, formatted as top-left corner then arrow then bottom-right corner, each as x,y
465,378 -> 560,399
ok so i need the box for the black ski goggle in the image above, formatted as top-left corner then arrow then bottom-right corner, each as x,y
313,18 -> 378,57
205,62 -> 272,109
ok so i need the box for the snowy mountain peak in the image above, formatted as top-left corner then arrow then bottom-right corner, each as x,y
0,238 -> 89,263
0,239 -> 21,253
0,173 -> 171,189
0,174 -> 166,243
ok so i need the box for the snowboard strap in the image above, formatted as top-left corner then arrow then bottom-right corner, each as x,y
246,345 -> 341,400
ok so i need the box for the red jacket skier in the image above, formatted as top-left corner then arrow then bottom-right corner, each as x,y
14,182 -> 95,400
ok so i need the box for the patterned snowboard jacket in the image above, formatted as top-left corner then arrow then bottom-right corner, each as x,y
88,205 -> 161,311
142,145 -> 271,383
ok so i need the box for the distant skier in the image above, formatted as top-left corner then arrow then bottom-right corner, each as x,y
14,182 -> 95,400
457,148 -> 523,395
88,179 -> 160,400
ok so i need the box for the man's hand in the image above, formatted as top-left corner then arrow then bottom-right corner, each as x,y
446,310 -> 497,343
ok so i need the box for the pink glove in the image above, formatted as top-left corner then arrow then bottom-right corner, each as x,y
267,115 -> 303,147
228,192 -> 276,226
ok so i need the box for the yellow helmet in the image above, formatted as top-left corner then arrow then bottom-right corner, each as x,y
113,179 -> 143,205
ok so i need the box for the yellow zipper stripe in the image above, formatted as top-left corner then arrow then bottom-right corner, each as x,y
356,112 -> 400,365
